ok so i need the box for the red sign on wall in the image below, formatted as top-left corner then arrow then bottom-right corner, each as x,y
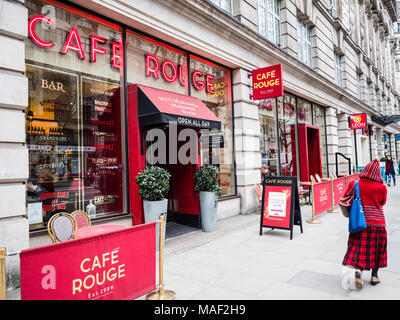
252,64 -> 283,100
350,113 -> 367,129
20,223 -> 156,300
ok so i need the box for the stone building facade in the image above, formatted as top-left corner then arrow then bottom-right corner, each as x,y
0,0 -> 399,291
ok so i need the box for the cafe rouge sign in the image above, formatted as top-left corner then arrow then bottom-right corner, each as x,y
251,64 -> 283,100
28,15 -> 217,94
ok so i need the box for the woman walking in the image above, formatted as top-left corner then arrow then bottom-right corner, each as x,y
342,159 -> 388,289
385,155 -> 396,186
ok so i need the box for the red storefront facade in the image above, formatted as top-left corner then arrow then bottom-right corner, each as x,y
25,0 -> 236,232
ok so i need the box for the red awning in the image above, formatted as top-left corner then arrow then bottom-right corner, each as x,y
137,85 -> 221,130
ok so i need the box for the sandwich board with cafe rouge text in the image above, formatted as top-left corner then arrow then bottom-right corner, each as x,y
259,176 -> 303,240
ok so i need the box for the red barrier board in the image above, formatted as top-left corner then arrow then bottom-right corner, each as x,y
347,174 -> 358,187
333,177 -> 347,206
20,223 -> 156,300
313,180 -> 333,216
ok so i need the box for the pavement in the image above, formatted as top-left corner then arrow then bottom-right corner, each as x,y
6,181 -> 400,300
141,181 -> 400,300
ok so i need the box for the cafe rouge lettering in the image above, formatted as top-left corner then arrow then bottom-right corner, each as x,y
145,54 -> 215,93
28,15 -> 122,69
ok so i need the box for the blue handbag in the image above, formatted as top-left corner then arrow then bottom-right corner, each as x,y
348,180 -> 367,233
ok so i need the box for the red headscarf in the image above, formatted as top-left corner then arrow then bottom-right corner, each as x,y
359,159 -> 384,183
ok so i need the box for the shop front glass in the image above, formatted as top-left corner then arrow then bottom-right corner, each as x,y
125,30 -> 188,94
190,55 -> 235,196
277,93 -> 297,176
26,0 -> 125,229
297,98 -> 312,124
258,98 -> 278,178
313,104 -> 328,177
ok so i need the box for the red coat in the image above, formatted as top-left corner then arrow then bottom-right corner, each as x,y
346,178 -> 387,227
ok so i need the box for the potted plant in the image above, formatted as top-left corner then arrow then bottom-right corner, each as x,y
194,165 -> 222,232
136,166 -> 171,248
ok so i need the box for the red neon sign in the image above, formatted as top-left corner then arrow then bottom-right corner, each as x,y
161,60 -> 178,83
27,15 -> 121,69
60,27 -> 86,60
28,15 -> 55,48
192,70 -> 205,90
112,42 -> 122,69
90,35 -> 107,63
146,54 -> 160,79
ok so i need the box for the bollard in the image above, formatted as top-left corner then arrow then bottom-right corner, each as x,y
0,248 -> 6,300
146,215 -> 176,300
306,182 -> 321,224
328,178 -> 339,213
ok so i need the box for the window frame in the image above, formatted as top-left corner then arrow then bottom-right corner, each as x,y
297,19 -> 312,67
257,0 -> 282,45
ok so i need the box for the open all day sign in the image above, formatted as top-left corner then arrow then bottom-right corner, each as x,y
252,64 -> 283,100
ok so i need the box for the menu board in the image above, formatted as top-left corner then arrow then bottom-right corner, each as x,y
259,176 -> 303,240
81,77 -> 123,217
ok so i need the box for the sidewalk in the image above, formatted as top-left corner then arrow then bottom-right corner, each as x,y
152,183 -> 400,300
6,183 -> 400,300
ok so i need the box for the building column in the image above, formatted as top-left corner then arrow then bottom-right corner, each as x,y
376,128 -> 384,159
389,133 -> 396,157
337,112 -> 353,174
325,107 -> 338,176
370,125 -> 378,160
0,0 -> 29,292
232,68 -> 261,214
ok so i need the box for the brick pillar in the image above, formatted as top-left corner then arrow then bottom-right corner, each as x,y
233,68 -> 261,214
0,0 -> 29,292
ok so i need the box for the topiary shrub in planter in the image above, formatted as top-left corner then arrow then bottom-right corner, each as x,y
194,165 -> 221,232
136,166 -> 171,250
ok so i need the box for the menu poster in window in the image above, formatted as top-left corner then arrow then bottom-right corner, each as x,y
26,65 -> 80,226
81,77 -> 123,217
259,176 -> 303,240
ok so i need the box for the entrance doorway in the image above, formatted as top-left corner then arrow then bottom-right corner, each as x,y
298,123 -> 322,182
127,84 -> 221,230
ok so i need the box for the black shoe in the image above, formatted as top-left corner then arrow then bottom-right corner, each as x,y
371,276 -> 381,286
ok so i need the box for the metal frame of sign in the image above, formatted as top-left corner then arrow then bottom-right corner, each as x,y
259,176 -> 303,240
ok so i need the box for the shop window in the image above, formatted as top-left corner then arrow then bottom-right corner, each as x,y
297,98 -> 312,124
277,94 -> 297,177
189,55 -> 235,197
125,31 -> 188,94
313,105 -> 328,177
258,98 -> 278,179
25,0 -> 125,229
258,0 -> 281,45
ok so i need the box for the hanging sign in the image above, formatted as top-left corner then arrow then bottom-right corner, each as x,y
350,113 -> 367,129
252,64 -> 283,100
259,176 -> 303,240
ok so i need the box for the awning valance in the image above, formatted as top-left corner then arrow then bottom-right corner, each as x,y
137,85 -> 221,130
